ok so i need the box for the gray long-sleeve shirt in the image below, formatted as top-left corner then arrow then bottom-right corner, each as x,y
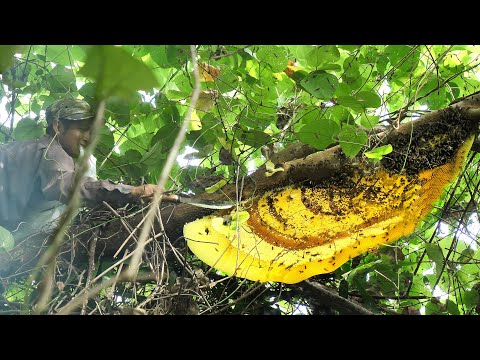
0,135 -> 137,232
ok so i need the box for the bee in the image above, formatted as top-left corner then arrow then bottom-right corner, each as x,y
222,215 -> 232,226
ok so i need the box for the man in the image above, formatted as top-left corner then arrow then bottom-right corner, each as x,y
0,98 -> 157,244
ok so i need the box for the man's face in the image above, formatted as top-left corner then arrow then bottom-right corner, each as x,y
56,119 -> 93,158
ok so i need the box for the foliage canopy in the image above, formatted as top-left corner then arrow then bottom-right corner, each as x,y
0,45 -> 479,315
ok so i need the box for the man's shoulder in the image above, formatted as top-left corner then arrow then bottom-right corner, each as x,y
0,136 -> 59,164
1,135 -> 52,150
37,135 -> 55,148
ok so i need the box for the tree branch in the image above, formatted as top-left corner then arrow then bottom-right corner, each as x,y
294,280 -> 376,315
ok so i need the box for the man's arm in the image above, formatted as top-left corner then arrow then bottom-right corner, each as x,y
38,141 -> 153,207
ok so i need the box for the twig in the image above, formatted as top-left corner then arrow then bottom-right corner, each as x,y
55,272 -> 156,315
53,270 -> 86,312
297,280 -> 376,315
210,46 -> 250,60
81,234 -> 98,315
110,249 -> 128,304
59,234 -> 167,313
101,201 -> 139,258
208,281 -> 265,315
98,124 -> 131,171
348,292 -> 431,300
88,238 -> 154,289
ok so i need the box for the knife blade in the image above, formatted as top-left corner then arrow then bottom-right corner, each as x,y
162,194 -> 235,209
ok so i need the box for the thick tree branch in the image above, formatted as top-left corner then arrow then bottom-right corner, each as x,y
294,280 -> 376,315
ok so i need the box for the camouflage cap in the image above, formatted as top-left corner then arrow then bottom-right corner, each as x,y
46,98 -> 94,125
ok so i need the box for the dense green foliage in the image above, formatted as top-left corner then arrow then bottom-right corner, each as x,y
1,45 -> 479,315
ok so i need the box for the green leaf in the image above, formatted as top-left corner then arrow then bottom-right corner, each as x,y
323,105 -> 354,123
338,124 -> 368,157
158,105 -> 180,126
265,160 -> 285,177
79,45 -> 160,100
339,279 -> 349,299
355,114 -> 379,129
229,210 -> 250,229
338,45 -> 360,52
344,260 -> 381,284
94,126 -> 115,166
13,118 -> 44,141
120,150 -> 146,179
463,289 -> 480,310
45,45 -> 74,66
3,280 -> 33,302
245,106 -> 277,129
151,122 -> 180,153
105,97 -> 130,127
351,278 -> 376,307
119,131 -> 152,155
337,95 -> 363,112
236,128 -> 271,148
140,141 -> 166,166
0,225 -> 15,252
364,144 -> 393,161
385,45 -> 419,74
300,70 -> 338,100
70,45 -> 88,63
337,91 -> 381,113
424,300 -> 440,315
5,98 -> 21,114
79,82 -> 96,102
385,45 -> 411,67
0,45 -> 24,73
355,91 -> 381,108
457,248 -> 475,264
45,65 -> 77,93
305,46 -> 340,69
256,45 -> 288,73
334,82 -> 352,97
290,69 -> 308,83
205,179 -> 227,193
286,45 -> 312,64
143,114 -> 166,134
446,299 -> 460,315
427,87 -> 450,110
166,45 -> 190,69
341,56 -> 362,90
31,101 -> 41,114
447,81 -> 461,100
296,118 -> 340,150
424,243 -> 445,278
2,59 -> 31,88
318,63 -> 342,71
145,46 -> 175,68
215,68 -> 239,94
197,144 -> 214,158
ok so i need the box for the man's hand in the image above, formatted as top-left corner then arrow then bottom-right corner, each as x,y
131,184 -> 160,200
